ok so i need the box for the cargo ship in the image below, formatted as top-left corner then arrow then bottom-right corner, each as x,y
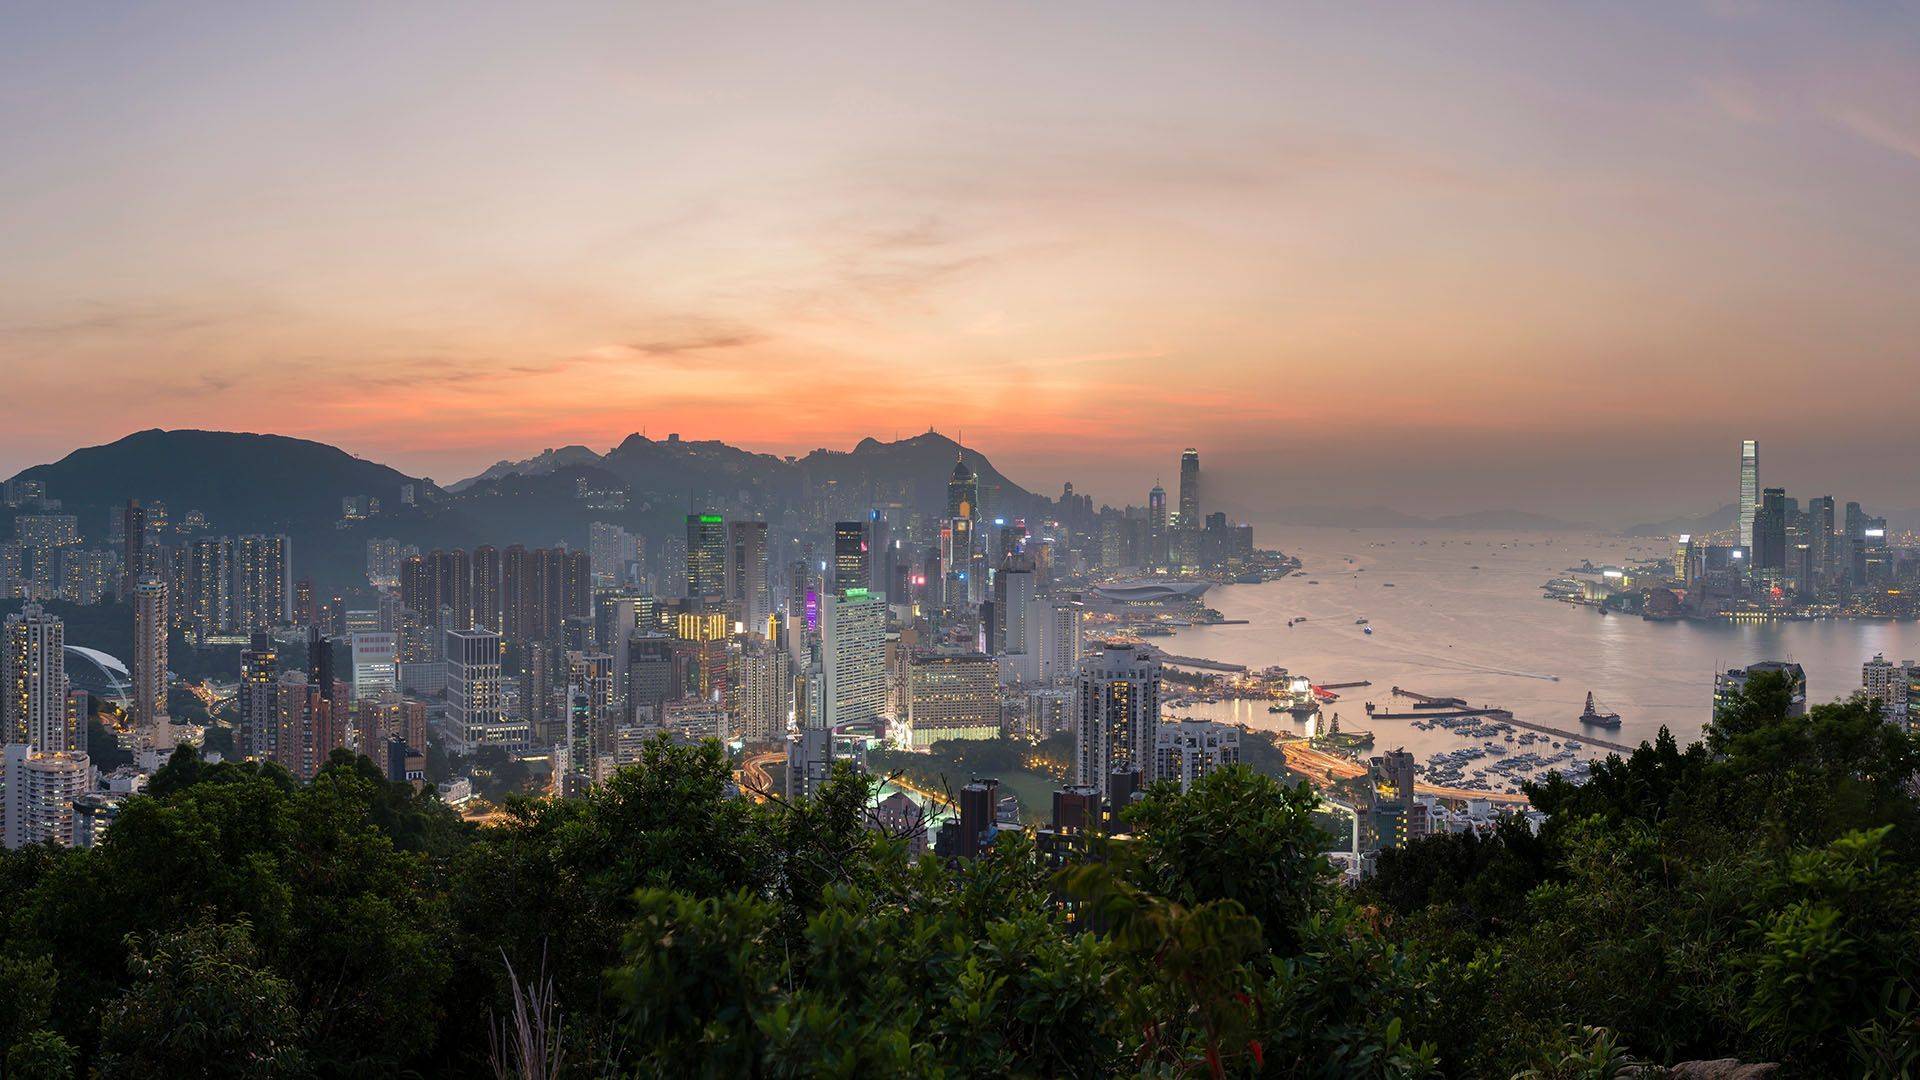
1578,691 -> 1622,728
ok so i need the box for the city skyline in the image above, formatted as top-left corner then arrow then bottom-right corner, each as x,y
5,4 -> 1920,517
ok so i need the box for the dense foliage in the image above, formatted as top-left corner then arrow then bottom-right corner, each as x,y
1,672 -> 1914,1077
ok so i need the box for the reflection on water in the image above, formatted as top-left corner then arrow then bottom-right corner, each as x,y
1164,526 -> 1917,769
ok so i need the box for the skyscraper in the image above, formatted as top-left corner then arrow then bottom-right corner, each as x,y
120,499 -> 145,598
1737,439 -> 1759,552
234,534 -> 290,632
446,627 -> 518,752
832,521 -> 868,598
1147,483 -> 1168,566
1073,645 -> 1161,793
1754,487 -> 1788,573
686,513 -> 728,607
1177,449 -> 1200,529
472,545 -> 503,633
820,589 -> 887,730
131,579 -> 170,739
726,521 -> 771,636
3,603 -> 71,752
186,537 -> 233,645
238,635 -> 280,760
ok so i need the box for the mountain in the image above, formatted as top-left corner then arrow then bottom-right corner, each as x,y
1623,503 -> 1738,538
7,429 -> 430,535
455,430 -> 1046,520
444,445 -> 604,493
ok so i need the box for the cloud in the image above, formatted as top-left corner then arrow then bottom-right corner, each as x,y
1833,108 -> 1920,166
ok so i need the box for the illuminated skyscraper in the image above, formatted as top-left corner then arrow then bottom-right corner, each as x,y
821,589 -> 887,729
3,603 -> 71,752
238,635 -> 279,759
726,521 -> 771,635
1737,439 -> 1759,552
1177,449 -> 1200,529
832,521 -> 868,598
1147,483 -> 1168,566
120,499 -> 145,597
446,627 -> 519,752
186,537 -> 233,644
131,579 -> 170,739
685,513 -> 728,607
234,534 -> 290,632
1073,645 -> 1161,790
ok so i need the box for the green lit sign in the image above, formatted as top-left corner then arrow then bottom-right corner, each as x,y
697,514 -> 723,524
845,588 -> 869,599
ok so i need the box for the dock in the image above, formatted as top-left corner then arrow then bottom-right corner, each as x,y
1148,649 -> 1248,673
1390,687 -> 1638,755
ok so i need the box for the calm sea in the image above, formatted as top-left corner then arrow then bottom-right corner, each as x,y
1162,527 -> 1918,774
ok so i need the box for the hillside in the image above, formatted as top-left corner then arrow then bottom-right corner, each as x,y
7,429 -> 430,536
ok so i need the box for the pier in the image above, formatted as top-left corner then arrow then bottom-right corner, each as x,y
1148,649 -> 1248,673
1390,687 -> 1638,755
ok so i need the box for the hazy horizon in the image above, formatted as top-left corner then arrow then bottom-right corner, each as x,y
4,3 -> 1918,517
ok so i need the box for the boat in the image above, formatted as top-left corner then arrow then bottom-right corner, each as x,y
1355,618 -> 1368,625
1307,580 -> 1320,585
1382,583 -> 1395,587
1363,627 -> 1374,635
1578,691 -> 1622,728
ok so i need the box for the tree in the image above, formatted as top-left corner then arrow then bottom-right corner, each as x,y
94,917 -> 306,1078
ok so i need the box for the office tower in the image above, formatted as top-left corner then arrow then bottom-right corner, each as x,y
589,523 -> 637,589
238,636 -> 280,759
306,624 -> 337,704
1808,496 -> 1836,587
726,521 -> 771,636
186,537 -> 233,644
728,638 -> 787,742
472,545 -> 503,633
120,499 -> 145,597
832,521 -> 868,598
349,632 -> 398,700
1714,661 -> 1807,719
131,579 -> 169,738
1754,488 -> 1788,573
866,511 -> 894,596
1147,483 -> 1168,566
945,457 -> 979,608
1737,439 -> 1759,552
784,726 -> 834,802
994,568 -> 1035,656
1176,449 -> 1200,529
1152,720 -> 1240,791
820,589 -> 887,730
1672,534 -> 1693,586
446,627 -> 519,752
3,743 -> 92,849
905,652 -> 1001,748
627,633 -> 676,721
685,513 -> 728,606
1073,646 -> 1161,792
4,604 -> 71,751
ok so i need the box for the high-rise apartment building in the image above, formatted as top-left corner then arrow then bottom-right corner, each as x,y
131,579 -> 170,739
728,637 -> 788,742
234,534 -> 290,632
3,744 -> 92,849
1073,646 -> 1161,792
238,636 -> 279,759
472,545 -> 503,633
3,604 -> 71,751
1152,720 -> 1240,791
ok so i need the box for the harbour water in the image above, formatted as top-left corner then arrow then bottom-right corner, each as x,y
1163,527 -> 1918,782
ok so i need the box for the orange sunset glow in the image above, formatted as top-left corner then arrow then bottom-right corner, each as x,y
4,3 -> 1919,517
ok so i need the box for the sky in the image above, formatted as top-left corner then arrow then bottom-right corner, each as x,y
2,2 -> 1918,522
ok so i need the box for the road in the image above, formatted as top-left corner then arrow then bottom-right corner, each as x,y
738,749 -> 784,801
1277,739 -> 1533,806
